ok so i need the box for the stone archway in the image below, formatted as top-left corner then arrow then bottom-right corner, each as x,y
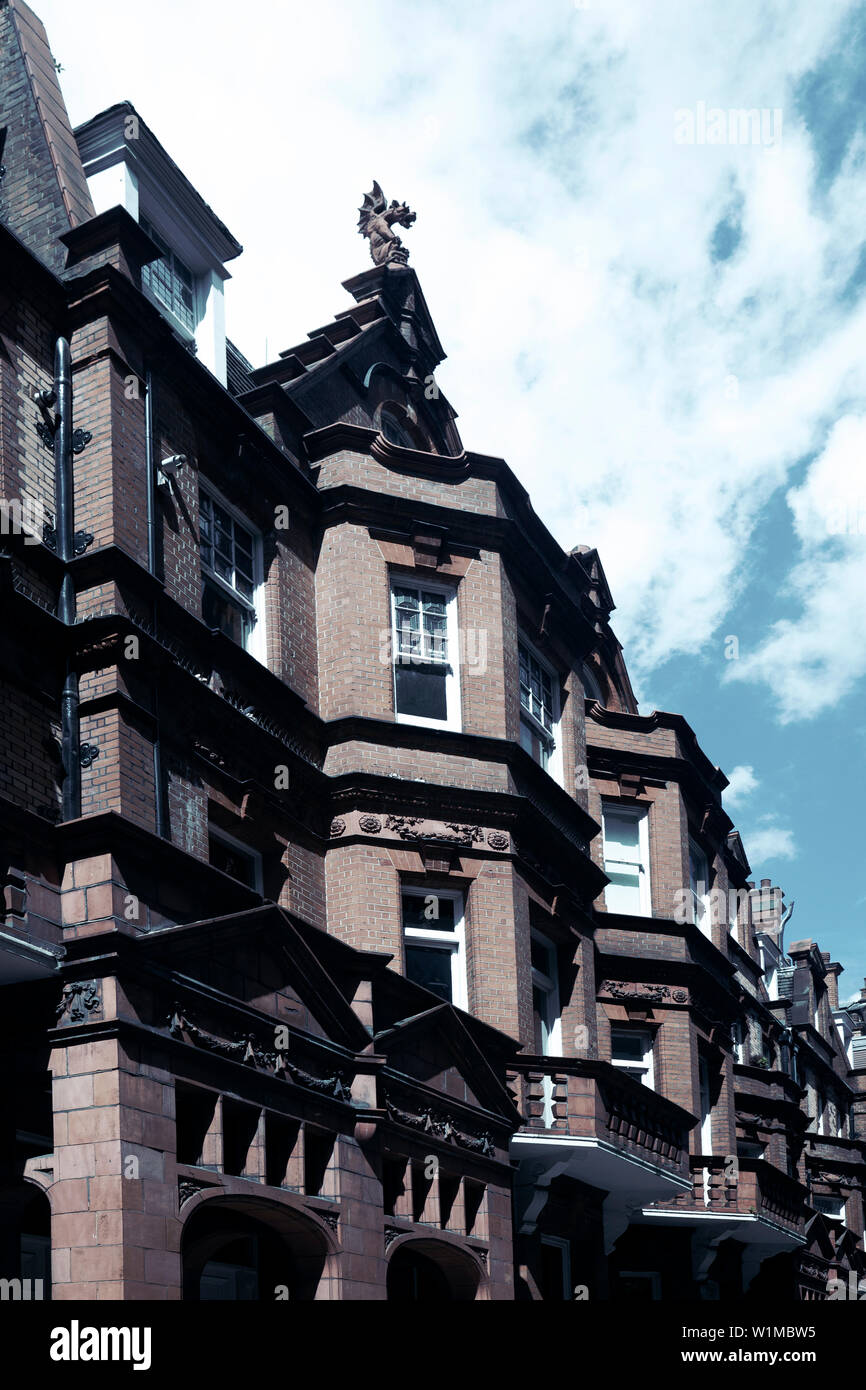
386,1237 -> 482,1302
181,1196 -> 333,1301
0,1180 -> 52,1297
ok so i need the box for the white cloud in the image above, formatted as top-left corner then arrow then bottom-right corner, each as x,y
742,822 -> 797,863
723,764 -> 758,809
725,414 -> 866,720
36,0 -> 866,701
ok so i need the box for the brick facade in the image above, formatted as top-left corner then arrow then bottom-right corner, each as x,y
0,1 -> 865,1304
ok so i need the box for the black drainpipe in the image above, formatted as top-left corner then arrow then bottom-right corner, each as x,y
54,337 -> 81,822
144,366 -> 168,838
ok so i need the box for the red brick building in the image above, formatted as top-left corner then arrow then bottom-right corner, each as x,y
0,0 -> 864,1301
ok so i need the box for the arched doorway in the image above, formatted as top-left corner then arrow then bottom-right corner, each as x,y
181,1199 -> 330,1301
386,1238 -> 481,1302
0,1181 -> 51,1297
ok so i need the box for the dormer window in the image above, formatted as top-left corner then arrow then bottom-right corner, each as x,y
74,104 -> 242,385
140,216 -> 196,335
381,407 -> 417,449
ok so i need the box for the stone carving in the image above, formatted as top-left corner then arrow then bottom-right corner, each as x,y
56,980 -> 102,1025
178,1178 -> 208,1208
383,815 -> 483,848
384,1093 -> 495,1157
358,182 -> 416,267
313,1209 -> 340,1234
602,980 -> 677,1004
385,814 -> 423,836
166,1004 -> 351,1101
329,817 -> 346,837
487,831 -> 509,851
358,814 -> 382,833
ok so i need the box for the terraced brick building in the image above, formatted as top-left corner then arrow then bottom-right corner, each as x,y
1,0 -> 864,1301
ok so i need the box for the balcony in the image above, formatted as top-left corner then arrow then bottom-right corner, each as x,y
507,1056 -> 695,1238
642,1154 -> 807,1266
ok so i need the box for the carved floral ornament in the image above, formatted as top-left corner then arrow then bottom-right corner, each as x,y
166,1004 -> 352,1102
601,980 -> 689,1005
329,811 -> 510,852
384,1092 -> 496,1156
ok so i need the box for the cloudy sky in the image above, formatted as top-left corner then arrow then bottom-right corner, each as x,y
41,0 -> 866,996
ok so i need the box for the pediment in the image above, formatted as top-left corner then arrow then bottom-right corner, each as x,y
137,905 -> 370,1051
375,1004 -> 520,1123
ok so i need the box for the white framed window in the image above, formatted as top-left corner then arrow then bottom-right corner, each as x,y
688,838 -> 712,937
602,804 -> 651,916
699,1053 -> 714,1154
811,1193 -> 847,1222
401,888 -> 467,1010
208,826 -> 263,893
391,580 -> 461,730
539,1235 -> 572,1301
518,638 -> 562,782
531,933 -> 561,1056
610,1026 -> 655,1089
141,215 -> 197,335
199,484 -> 266,663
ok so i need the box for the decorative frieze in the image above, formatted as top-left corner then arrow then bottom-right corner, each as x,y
384,1092 -> 495,1156
166,1004 -> 352,1102
600,980 -> 689,1005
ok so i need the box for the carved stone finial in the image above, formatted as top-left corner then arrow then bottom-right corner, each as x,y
358,180 -> 416,267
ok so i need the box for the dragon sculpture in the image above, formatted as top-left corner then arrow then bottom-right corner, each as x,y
358,181 -> 416,266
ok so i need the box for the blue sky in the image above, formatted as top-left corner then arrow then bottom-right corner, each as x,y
38,0 -> 866,997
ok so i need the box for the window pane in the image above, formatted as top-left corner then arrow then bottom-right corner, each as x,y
395,664 -> 448,721
519,643 -> 554,732
209,833 -> 257,889
405,944 -> 453,1003
520,716 -> 550,768
533,985 -> 553,1053
531,937 -> 553,975
604,811 -> 642,863
402,894 -> 456,932
605,870 -> 642,915
203,579 -> 251,646
611,1031 -> 645,1062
